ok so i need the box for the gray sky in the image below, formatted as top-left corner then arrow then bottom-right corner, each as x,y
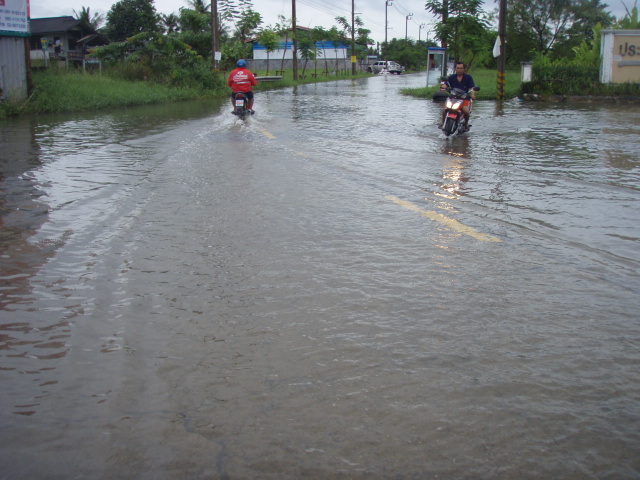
30,0 -> 630,46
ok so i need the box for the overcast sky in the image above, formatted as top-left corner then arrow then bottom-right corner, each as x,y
30,0 -> 630,46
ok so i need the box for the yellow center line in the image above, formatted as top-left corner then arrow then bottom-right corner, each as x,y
259,128 -> 276,139
386,195 -> 502,243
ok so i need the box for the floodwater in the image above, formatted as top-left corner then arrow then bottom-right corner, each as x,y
1,73 -> 639,479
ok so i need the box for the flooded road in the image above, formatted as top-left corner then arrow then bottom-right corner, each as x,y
1,73 -> 639,479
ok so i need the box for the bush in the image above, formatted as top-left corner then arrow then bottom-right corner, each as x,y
521,63 -> 599,95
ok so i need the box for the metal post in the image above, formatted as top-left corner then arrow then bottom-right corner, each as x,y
405,14 -> 412,41
352,0 -> 356,75
211,0 -> 220,71
293,0 -> 298,80
497,0 -> 507,100
385,0 -> 393,58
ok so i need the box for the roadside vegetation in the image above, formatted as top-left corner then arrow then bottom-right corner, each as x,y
401,69 -> 522,101
2,0 -> 640,117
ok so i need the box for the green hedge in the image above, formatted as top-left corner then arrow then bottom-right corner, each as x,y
521,64 -> 599,95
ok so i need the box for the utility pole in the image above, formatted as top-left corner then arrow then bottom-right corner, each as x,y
385,0 -> 393,59
352,0 -> 357,75
497,0 -> 507,100
405,14 -> 413,41
211,0 -> 220,71
419,23 -> 425,42
292,0 -> 298,80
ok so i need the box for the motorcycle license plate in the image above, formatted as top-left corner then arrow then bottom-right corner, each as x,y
235,100 -> 245,107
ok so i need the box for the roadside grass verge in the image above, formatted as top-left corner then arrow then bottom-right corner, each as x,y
3,70 -> 213,116
401,69 -> 522,100
1,68 -> 374,117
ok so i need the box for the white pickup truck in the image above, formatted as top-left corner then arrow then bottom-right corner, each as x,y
367,60 -> 405,75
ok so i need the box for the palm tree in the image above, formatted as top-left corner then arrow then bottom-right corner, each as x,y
186,0 -> 211,14
161,13 -> 180,34
73,6 -> 104,30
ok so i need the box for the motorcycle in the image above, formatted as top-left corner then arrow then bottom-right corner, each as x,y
440,86 -> 480,136
232,92 -> 249,120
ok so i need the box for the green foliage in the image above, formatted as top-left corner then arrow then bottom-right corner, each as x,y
11,70 -> 216,114
571,23 -> 602,64
104,0 -> 159,42
401,68 -> 522,99
176,8 -> 212,57
521,54 -> 600,95
255,28 -> 280,74
73,6 -> 105,30
425,0 -> 489,62
506,0 -> 613,62
617,3 -> 640,28
91,32 -> 222,90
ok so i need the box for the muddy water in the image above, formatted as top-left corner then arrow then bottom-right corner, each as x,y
1,74 -> 639,479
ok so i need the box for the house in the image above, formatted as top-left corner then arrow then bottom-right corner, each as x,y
29,16 -> 109,64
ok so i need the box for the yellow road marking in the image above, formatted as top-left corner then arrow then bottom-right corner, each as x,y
259,128 -> 276,139
386,195 -> 502,242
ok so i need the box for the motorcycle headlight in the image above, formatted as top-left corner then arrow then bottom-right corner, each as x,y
445,98 -> 454,108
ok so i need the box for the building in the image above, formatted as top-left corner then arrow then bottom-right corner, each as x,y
29,16 -> 109,66
250,27 -> 357,73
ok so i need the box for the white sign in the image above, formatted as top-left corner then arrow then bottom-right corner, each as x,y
0,0 -> 29,35
215,51 -> 221,61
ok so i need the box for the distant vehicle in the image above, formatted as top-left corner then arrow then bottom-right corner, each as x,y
368,61 -> 405,75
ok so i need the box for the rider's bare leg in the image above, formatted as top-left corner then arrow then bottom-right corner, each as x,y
462,105 -> 471,125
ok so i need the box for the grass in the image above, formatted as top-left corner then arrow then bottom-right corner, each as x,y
1,67 -> 374,117
400,68 -> 523,100
4,70 -> 211,116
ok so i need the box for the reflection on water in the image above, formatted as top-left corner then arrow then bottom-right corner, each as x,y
1,78 -> 639,478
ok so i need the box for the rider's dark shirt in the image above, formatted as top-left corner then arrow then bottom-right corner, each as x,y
447,73 -> 475,91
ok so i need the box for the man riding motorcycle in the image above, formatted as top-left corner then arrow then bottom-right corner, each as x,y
440,62 -> 476,128
228,59 -> 258,114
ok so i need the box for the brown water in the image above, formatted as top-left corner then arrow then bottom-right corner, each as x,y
1,74 -> 639,479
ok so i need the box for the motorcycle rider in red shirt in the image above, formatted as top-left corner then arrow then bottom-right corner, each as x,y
228,59 -> 258,114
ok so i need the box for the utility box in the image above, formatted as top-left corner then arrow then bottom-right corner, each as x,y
601,29 -> 640,84
521,61 -> 533,82
427,47 -> 446,86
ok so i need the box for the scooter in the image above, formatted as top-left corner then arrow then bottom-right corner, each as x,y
232,92 -> 249,121
441,86 -> 480,136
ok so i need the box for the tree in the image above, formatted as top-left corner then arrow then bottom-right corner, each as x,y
425,0 -> 489,63
177,7 -> 212,57
297,28 -> 319,75
617,1 -> 640,28
161,13 -> 181,34
73,6 -> 105,30
104,0 -> 159,42
552,0 -> 615,57
510,0 -> 574,55
186,0 -> 210,14
256,28 -> 280,74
